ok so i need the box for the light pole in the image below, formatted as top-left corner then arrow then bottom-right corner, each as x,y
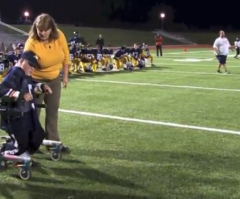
160,13 -> 165,30
24,11 -> 29,22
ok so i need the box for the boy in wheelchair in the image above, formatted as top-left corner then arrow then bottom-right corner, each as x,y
0,51 -> 52,161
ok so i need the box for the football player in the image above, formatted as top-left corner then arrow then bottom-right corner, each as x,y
6,44 -> 22,67
93,45 -> 106,70
234,38 -> 239,59
123,46 -> 131,62
103,46 -> 113,64
142,43 -> 154,66
80,45 -> 97,72
102,46 -> 114,71
130,43 -> 143,68
69,43 -> 80,73
17,43 -> 24,54
68,31 -> 82,44
114,46 -> 128,70
0,52 -> 9,82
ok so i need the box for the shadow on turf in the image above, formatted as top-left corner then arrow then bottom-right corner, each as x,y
50,165 -> 140,189
1,149 -> 239,199
68,66 -> 172,80
77,149 -> 240,172
0,182 -> 150,199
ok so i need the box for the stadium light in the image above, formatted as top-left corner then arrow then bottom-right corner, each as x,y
160,13 -> 165,30
160,13 -> 165,18
24,11 -> 29,22
24,11 -> 29,17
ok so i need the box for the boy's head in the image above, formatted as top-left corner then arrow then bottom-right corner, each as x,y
19,51 -> 40,76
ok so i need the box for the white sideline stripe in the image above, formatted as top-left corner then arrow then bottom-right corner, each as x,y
157,70 -> 240,76
77,79 -> 240,92
163,50 -> 211,55
59,109 -> 240,135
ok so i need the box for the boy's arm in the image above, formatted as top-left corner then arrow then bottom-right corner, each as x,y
0,74 -> 21,100
0,82 -> 19,98
0,68 -> 29,102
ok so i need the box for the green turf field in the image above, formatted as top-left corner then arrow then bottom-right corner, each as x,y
175,32 -> 240,44
8,25 -> 182,46
1,48 -> 240,199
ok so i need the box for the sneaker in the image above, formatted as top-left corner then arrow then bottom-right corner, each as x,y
217,70 -> 222,73
225,71 -> 230,74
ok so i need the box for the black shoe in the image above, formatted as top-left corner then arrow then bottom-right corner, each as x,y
61,145 -> 70,153
217,70 -> 222,73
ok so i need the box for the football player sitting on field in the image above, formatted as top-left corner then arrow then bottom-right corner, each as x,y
92,45 -> 106,70
142,43 -> 154,66
80,45 -> 97,72
102,46 -> 114,71
0,52 -> 9,82
130,43 -> 144,68
69,43 -> 79,73
113,46 -> 128,70
121,45 -> 131,62
103,46 -> 113,64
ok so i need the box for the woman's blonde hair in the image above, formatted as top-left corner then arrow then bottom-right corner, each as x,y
29,13 -> 59,41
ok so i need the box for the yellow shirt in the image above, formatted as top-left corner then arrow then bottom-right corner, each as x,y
24,29 -> 70,80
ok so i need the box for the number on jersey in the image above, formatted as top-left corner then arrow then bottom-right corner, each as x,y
97,53 -> 102,60
86,54 -> 92,59
133,52 -> 138,58
0,63 -> 5,72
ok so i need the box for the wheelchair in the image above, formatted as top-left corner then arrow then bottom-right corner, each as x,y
0,102 -> 63,180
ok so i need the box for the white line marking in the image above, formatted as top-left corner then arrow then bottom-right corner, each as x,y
59,109 -> 240,135
155,70 -> 240,76
77,79 -> 240,92
163,50 -> 211,55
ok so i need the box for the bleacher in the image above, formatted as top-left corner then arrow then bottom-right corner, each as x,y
0,21 -> 28,51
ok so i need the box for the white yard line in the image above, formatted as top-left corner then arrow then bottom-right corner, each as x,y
163,50 -> 212,55
158,70 -> 240,76
59,109 -> 240,135
76,79 -> 240,92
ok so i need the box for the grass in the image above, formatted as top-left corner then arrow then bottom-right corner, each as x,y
174,32 -> 239,44
4,24 -> 182,46
1,48 -> 240,198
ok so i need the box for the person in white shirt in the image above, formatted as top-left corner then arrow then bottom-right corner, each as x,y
213,30 -> 230,74
234,38 -> 239,59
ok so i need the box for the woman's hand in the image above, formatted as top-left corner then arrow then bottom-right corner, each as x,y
62,75 -> 68,89
43,84 -> 53,94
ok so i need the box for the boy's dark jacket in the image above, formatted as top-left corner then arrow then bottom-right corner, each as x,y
0,67 -> 45,153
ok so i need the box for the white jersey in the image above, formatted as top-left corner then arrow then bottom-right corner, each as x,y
213,37 -> 230,55
234,41 -> 240,48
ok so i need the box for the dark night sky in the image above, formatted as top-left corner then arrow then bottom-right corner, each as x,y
0,0 -> 238,29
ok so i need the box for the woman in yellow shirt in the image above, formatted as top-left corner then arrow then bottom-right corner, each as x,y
24,13 -> 70,152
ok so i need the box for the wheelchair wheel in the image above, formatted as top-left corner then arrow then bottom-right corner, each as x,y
50,151 -> 62,161
18,168 -> 30,180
